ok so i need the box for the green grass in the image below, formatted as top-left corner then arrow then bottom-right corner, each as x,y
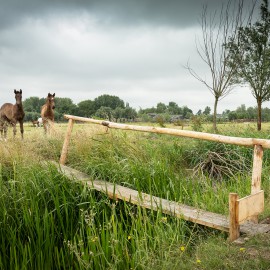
0,121 -> 269,269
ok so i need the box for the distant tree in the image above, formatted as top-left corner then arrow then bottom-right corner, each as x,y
23,97 -> 42,113
182,106 -> 193,118
113,107 -> 124,122
228,111 -> 237,121
95,106 -> 113,121
54,98 -> 77,120
226,0 -> 270,130
24,111 -> 40,121
203,106 -> 211,115
262,107 -> 270,121
77,100 -> 95,117
138,107 -> 157,114
235,104 -> 247,119
247,107 -> 256,120
94,94 -> 125,111
123,107 -> 137,121
156,102 -> 167,113
196,109 -> 202,115
167,102 -> 181,114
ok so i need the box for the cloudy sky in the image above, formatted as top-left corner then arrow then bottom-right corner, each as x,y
0,0 -> 266,113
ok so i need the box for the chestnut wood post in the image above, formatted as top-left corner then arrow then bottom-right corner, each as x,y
60,118 -> 74,165
229,193 -> 240,242
250,144 -> 263,223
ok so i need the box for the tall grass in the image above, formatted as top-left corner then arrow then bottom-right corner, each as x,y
0,122 -> 269,269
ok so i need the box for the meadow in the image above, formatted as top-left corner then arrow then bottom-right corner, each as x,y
0,121 -> 269,269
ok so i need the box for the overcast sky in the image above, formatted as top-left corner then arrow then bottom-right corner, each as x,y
0,0 -> 266,113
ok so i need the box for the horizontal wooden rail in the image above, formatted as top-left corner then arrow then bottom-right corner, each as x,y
64,115 -> 270,149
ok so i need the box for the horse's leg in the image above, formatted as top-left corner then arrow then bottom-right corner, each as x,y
43,120 -> 48,135
47,120 -> 53,135
12,122 -> 17,139
3,122 -> 8,141
19,120 -> 24,140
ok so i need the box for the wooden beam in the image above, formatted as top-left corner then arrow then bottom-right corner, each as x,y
50,163 -> 270,237
59,118 -> 74,165
63,115 -> 270,149
237,190 -> 264,224
57,162 -> 229,232
229,193 -> 240,242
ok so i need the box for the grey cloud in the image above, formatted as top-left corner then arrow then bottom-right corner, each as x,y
0,0 -> 256,31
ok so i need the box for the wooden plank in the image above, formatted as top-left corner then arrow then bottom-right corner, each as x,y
59,118 -> 74,165
229,193 -> 240,242
237,190 -> 264,224
57,163 -> 229,232
53,163 -> 270,237
63,114 -> 270,149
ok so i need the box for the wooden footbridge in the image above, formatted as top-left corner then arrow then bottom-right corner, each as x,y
57,115 -> 270,241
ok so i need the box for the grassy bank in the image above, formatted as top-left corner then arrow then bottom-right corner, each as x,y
0,122 -> 269,269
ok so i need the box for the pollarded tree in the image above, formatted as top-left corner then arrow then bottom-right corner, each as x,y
226,0 -> 270,130
187,0 -> 252,132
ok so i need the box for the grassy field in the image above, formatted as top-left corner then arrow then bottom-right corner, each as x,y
0,121 -> 269,269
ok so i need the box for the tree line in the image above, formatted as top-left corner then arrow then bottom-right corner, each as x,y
23,93 -> 270,124
23,94 -> 137,122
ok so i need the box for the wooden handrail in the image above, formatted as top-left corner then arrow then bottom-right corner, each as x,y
64,114 -> 270,149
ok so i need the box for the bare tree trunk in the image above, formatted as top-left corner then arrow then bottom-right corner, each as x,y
257,98 -> 262,131
213,96 -> 219,132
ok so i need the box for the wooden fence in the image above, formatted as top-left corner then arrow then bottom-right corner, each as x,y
59,114 -> 270,241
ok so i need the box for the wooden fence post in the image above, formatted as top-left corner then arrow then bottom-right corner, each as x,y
250,144 -> 263,223
229,193 -> 240,242
59,118 -> 74,165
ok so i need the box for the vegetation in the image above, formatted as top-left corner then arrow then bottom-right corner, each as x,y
0,121 -> 269,269
226,0 -> 270,130
187,0 -> 251,132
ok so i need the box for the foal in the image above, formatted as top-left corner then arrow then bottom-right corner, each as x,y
41,93 -> 55,134
0,89 -> 25,140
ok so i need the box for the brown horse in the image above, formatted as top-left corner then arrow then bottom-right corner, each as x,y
41,93 -> 55,134
0,89 -> 25,140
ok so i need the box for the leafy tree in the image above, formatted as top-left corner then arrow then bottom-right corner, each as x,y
55,98 -> 77,116
247,107 -> 256,120
123,107 -> 137,121
77,100 -> 95,117
203,106 -> 211,115
235,104 -> 247,119
95,106 -> 113,121
24,111 -> 40,121
94,94 -> 125,111
113,107 -> 124,122
167,102 -> 181,114
23,97 -> 43,113
196,109 -> 202,115
138,107 -> 157,114
226,0 -> 270,130
182,106 -> 193,118
156,102 -> 167,113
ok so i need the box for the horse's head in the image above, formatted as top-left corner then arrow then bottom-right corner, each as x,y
14,89 -> 22,105
47,92 -> 56,110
